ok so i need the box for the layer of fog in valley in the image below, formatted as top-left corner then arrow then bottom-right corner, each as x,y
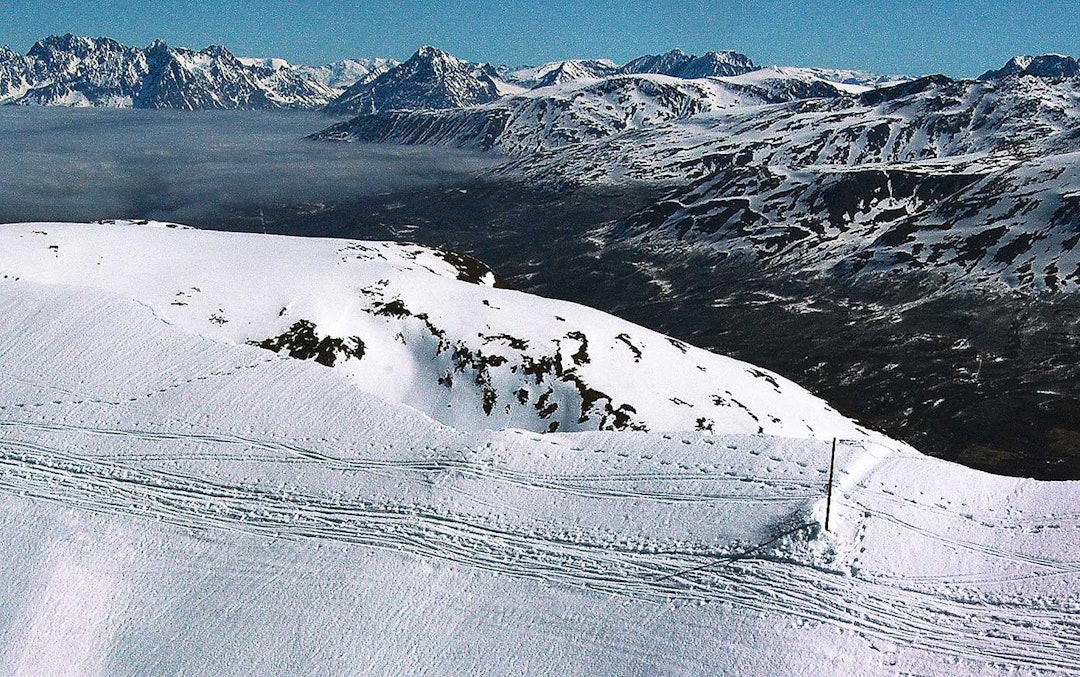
0,107 -> 496,226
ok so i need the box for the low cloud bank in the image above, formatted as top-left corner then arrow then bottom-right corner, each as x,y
0,108 -> 496,225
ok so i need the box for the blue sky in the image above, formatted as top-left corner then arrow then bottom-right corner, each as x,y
2,0 -> 1077,76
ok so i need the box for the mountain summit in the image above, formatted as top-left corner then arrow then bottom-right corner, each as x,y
324,45 -> 502,116
979,53 -> 1080,80
618,48 -> 758,78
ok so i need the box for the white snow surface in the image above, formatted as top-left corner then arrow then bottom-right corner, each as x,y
0,244 -> 1077,674
0,221 -> 875,440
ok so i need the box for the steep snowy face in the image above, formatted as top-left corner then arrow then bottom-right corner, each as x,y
323,46 -> 502,116
618,49 -> 758,78
502,59 -> 619,88
0,221 -> 874,441
980,53 -> 1080,80
0,34 -> 374,109
136,41 -> 336,110
9,34 -> 147,107
532,60 -> 620,88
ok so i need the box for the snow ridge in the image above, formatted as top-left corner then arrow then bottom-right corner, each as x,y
0,220 -> 874,441
0,249 -> 1077,675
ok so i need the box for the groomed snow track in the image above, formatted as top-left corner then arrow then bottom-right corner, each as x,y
0,419 -> 1077,674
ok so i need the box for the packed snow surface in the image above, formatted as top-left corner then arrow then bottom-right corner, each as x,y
0,222 -> 1077,675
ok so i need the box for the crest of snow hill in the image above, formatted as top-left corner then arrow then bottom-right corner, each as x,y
0,220 -> 873,441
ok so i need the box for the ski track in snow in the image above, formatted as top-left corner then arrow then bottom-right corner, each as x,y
1,227 -> 1078,674
0,418 -> 1077,674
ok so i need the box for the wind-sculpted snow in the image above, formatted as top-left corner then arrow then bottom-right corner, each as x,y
0,221 -> 872,439
0,281 -> 1076,674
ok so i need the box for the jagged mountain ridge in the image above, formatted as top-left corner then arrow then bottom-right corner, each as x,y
980,54 -> 1080,81
0,34 -> 390,109
324,45 -> 503,116
500,59 -> 619,89
618,48 -> 758,78
311,70 -> 863,153
0,37 -> 802,112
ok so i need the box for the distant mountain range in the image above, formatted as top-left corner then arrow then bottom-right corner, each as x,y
4,33 -> 1079,295
0,34 -> 896,112
0,34 -> 396,109
5,34 -> 1078,296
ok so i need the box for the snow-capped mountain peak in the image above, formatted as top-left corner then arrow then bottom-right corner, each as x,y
619,48 -> 758,78
414,44 -> 453,61
0,34 -> 389,109
979,53 -> 1080,80
323,45 -> 502,116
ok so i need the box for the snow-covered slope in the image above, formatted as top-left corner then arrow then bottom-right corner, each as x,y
0,221 -> 872,440
323,46 -> 502,116
616,152 -> 1080,292
0,242 -> 1077,674
312,72 -> 838,152
544,73 -> 1080,293
0,34 -> 386,109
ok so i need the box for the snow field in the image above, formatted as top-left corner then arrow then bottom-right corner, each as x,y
0,248 -> 1076,673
